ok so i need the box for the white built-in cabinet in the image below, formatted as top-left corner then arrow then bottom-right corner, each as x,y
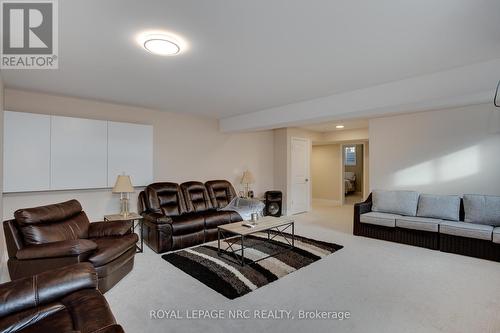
51,116 -> 108,190
3,111 -> 153,193
3,112 -> 51,192
107,121 -> 153,188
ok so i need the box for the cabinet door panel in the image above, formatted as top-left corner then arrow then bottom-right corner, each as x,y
51,116 -> 107,190
3,111 -> 51,192
107,121 -> 153,187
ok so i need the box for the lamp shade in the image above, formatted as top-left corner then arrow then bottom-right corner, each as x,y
240,170 -> 255,184
112,175 -> 134,193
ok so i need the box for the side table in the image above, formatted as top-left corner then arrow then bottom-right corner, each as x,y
104,212 -> 144,253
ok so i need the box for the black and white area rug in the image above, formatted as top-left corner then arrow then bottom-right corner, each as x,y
162,232 -> 343,299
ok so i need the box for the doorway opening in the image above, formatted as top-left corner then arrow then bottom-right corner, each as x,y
311,141 -> 369,208
342,144 -> 364,205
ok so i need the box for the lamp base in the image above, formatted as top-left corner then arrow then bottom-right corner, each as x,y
120,197 -> 129,218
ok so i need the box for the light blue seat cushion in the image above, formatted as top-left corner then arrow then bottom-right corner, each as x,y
360,212 -> 399,228
396,216 -> 441,232
463,194 -> 500,226
417,194 -> 460,221
372,190 -> 420,217
493,228 -> 500,244
439,221 -> 493,241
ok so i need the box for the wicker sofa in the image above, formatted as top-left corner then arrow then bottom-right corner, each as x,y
354,191 -> 500,262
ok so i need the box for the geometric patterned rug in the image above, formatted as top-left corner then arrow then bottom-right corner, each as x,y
162,232 -> 343,299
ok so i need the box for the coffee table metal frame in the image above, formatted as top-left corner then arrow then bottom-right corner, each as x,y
217,220 -> 295,266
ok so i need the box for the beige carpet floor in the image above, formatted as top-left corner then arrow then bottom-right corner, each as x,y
344,193 -> 364,205
104,203 -> 500,332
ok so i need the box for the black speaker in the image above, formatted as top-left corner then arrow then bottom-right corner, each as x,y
264,191 -> 282,217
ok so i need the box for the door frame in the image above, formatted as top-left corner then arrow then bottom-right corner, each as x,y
289,136 -> 311,214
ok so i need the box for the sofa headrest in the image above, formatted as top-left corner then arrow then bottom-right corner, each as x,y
145,182 -> 186,216
205,180 -> 237,209
14,200 -> 83,226
137,191 -> 147,214
181,181 -> 213,213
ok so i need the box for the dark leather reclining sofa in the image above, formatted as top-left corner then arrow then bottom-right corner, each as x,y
138,180 -> 243,253
3,200 -> 138,293
0,263 -> 125,333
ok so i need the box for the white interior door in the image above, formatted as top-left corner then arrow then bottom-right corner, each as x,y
290,137 -> 311,214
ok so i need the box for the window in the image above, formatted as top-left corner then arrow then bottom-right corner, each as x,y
344,146 -> 356,166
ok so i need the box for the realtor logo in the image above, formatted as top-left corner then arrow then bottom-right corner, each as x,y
1,0 -> 58,69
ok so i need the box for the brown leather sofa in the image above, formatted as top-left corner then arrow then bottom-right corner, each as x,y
0,263 -> 124,333
139,180 -> 243,253
3,200 -> 138,293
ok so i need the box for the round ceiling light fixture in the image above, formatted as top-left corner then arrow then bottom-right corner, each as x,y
336,125 -> 345,129
142,34 -> 180,56
136,31 -> 188,56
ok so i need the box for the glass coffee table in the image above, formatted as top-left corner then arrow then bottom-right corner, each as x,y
217,216 -> 295,266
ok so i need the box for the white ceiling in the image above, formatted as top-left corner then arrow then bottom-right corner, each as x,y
301,119 -> 369,132
2,0 -> 500,123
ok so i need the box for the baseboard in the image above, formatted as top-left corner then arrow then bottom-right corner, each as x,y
312,198 -> 341,206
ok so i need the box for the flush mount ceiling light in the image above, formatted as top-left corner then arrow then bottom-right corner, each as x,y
494,80 -> 500,107
144,36 -> 179,55
336,125 -> 345,129
137,31 -> 187,56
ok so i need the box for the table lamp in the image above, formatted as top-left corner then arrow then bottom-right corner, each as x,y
240,170 -> 255,198
113,175 -> 135,217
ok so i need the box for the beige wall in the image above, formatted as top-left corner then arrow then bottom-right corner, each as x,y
370,104 -> 500,195
319,128 -> 368,143
363,142 -> 370,199
3,89 -> 275,220
273,128 -> 287,204
311,144 -> 341,204
0,76 -> 4,278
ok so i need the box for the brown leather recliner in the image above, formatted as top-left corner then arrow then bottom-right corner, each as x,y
0,263 -> 125,333
3,200 -> 138,293
140,180 -> 243,253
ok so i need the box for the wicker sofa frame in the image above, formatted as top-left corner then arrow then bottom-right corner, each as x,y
353,193 -> 500,261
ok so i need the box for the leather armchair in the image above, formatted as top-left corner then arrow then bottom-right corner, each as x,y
88,221 -> 134,238
16,239 -> 97,260
3,200 -> 138,293
0,263 -> 124,333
